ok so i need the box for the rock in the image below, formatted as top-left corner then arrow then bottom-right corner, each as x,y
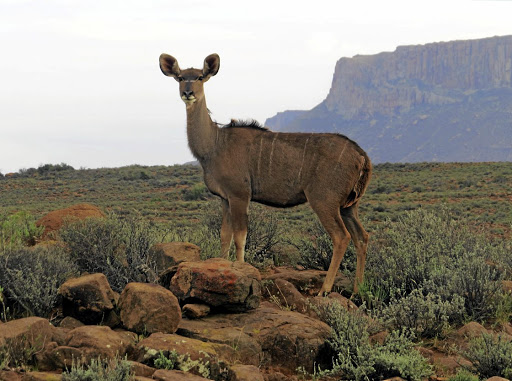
178,320 -> 261,366
486,377 -> 510,381
183,304 -> 210,319
58,316 -> 84,329
231,365 -> 265,381
170,258 -> 261,312
177,302 -> 331,372
152,369 -> 209,380
36,203 -> 104,239
59,273 -> 117,325
0,317 -> 56,358
263,279 -> 308,313
48,325 -> 131,368
21,372 -> 62,380
118,282 -> 181,334
150,242 -> 201,273
134,332 -> 234,377
135,332 -> 227,363
262,266 -> 351,296
0,371 -> 22,381
128,361 -> 156,377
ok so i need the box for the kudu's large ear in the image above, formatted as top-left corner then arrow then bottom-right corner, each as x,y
202,54 -> 220,81
159,54 -> 181,80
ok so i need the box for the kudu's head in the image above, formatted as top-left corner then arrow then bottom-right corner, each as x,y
159,53 -> 220,106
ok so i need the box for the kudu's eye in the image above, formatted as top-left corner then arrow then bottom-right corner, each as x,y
198,75 -> 204,81
177,76 -> 185,82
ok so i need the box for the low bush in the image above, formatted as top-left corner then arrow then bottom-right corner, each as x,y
366,208 -> 506,321
0,245 -> 77,317
316,301 -> 432,381
464,332 -> 512,379
62,357 -> 134,381
59,213 -> 167,293
447,370 -> 479,381
0,211 -> 43,250
378,288 -> 465,338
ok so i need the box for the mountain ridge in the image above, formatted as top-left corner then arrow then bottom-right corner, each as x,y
265,35 -> 512,163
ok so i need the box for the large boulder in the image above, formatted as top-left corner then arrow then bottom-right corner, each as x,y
36,203 -> 104,239
58,273 -> 117,325
177,302 -> 331,372
118,282 -> 181,334
150,242 -> 201,274
169,258 -> 261,312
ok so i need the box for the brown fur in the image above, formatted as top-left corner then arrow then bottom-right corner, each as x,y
159,53 -> 372,294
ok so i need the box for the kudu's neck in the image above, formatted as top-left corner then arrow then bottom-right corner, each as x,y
185,97 -> 218,162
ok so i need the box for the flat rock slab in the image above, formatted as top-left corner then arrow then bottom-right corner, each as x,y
48,325 -> 132,368
178,302 -> 331,372
170,258 -> 261,312
262,266 -> 351,295
152,369 -> 209,380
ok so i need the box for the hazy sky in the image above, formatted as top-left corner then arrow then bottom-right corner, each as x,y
1,0 -> 511,173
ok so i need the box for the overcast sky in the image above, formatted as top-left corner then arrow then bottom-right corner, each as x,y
1,0 -> 511,173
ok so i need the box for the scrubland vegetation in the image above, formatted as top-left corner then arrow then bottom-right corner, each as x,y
0,161 -> 511,379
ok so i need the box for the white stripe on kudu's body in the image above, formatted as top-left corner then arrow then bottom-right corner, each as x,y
159,53 -> 372,295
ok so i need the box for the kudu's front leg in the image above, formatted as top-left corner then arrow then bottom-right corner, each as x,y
220,198 -> 233,259
228,197 -> 249,262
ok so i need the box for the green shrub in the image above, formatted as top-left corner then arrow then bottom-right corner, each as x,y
447,370 -> 479,381
366,208 -> 505,321
62,356 -> 134,381
153,350 -> 178,370
464,332 -> 512,379
0,211 -> 43,251
378,288 -> 465,338
318,301 -> 432,381
182,183 -> 210,201
0,245 -> 77,317
59,213 -> 167,293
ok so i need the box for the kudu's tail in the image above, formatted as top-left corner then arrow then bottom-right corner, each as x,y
344,152 -> 372,208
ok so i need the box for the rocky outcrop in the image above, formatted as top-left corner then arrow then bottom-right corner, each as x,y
266,35 -> 512,163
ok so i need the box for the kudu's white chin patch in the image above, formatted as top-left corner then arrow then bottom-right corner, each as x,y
182,96 -> 196,104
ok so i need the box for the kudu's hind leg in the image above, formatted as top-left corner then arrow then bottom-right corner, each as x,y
228,197 -> 249,262
220,198 -> 233,259
308,198 -> 352,295
341,203 -> 369,293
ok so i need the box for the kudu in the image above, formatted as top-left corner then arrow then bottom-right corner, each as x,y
159,53 -> 372,294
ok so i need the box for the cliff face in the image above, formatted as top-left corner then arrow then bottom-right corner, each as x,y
326,35 -> 512,118
265,36 -> 512,163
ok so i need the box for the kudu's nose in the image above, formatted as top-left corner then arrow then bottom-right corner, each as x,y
182,90 -> 194,99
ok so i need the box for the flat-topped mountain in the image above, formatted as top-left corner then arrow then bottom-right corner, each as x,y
265,35 -> 512,163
